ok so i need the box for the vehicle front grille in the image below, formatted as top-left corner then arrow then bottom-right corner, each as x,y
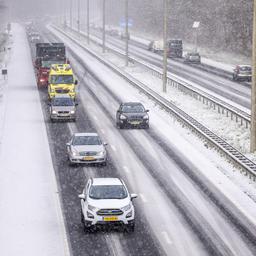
58,111 -> 70,114
55,89 -> 69,93
79,151 -> 97,156
129,116 -> 143,120
97,209 -> 123,216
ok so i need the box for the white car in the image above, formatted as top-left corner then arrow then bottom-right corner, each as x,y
66,133 -> 107,165
79,178 -> 137,232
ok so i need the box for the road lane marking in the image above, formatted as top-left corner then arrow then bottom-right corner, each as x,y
139,193 -> 148,203
93,116 -> 98,121
100,129 -> 105,134
161,231 -> 173,245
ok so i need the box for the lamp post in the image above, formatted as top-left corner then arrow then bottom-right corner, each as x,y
102,0 -> 106,53
251,0 -> 256,152
125,0 -> 129,66
87,0 -> 90,44
77,0 -> 80,33
70,0 -> 73,28
162,0 -> 168,93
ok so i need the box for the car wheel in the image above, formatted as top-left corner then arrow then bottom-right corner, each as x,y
81,210 -> 85,224
101,161 -> 107,166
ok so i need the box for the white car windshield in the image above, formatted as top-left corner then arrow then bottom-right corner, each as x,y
89,185 -> 128,199
73,136 -> 102,146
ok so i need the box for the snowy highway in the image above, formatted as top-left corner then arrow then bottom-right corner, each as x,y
1,23 -> 256,256
42,25 -> 256,255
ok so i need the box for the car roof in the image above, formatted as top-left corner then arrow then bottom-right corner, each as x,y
122,102 -> 143,106
91,178 -> 123,186
74,132 -> 99,137
237,64 -> 251,67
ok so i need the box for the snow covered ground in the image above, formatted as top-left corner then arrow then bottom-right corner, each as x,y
0,24 -> 70,256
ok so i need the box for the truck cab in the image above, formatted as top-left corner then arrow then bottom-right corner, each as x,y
48,64 -> 77,100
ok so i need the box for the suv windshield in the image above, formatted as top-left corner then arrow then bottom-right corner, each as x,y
51,75 -> 73,84
73,136 -> 102,146
52,97 -> 74,106
122,104 -> 145,113
89,185 -> 128,199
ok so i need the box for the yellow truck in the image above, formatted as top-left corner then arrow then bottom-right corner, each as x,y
48,64 -> 77,99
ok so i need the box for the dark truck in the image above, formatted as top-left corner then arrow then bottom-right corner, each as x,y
35,43 -> 68,88
167,39 -> 183,58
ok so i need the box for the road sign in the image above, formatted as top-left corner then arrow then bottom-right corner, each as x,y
119,18 -> 133,27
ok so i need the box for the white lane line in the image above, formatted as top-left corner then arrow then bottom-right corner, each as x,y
111,145 -> 117,152
139,193 -> 148,203
100,129 -> 105,134
93,115 -> 98,121
161,231 -> 173,245
123,166 -> 130,173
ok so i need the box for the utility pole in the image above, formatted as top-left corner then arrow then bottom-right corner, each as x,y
125,0 -> 129,66
77,0 -> 80,33
87,0 -> 90,44
251,0 -> 256,152
70,0 -> 73,28
162,0 -> 168,93
102,0 -> 106,53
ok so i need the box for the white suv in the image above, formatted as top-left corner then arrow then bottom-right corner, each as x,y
79,178 -> 137,232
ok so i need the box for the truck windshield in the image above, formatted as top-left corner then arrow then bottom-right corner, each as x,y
51,75 -> 73,84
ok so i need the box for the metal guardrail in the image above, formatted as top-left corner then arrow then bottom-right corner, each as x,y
66,26 -> 251,129
50,25 -> 256,181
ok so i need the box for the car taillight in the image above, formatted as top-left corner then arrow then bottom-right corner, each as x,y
40,78 -> 45,82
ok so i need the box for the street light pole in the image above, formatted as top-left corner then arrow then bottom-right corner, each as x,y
77,0 -> 80,33
102,0 -> 106,53
87,0 -> 90,44
70,0 -> 73,28
251,0 -> 256,152
162,0 -> 168,93
125,0 -> 129,66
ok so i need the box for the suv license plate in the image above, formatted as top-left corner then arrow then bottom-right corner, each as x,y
103,216 -> 118,221
84,156 -> 95,161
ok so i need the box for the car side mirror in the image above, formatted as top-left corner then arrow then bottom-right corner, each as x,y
146,110 -> 149,112
66,142 -> 71,147
130,193 -> 138,200
74,80 -> 78,85
117,110 -> 121,113
78,194 -> 86,200
75,103 -> 78,106
48,103 -> 51,106
103,142 -> 108,146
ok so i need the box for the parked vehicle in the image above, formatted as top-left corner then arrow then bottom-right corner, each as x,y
48,95 -> 77,122
184,52 -> 201,64
232,65 -> 252,82
167,39 -> 183,58
116,102 -> 149,129
66,133 -> 107,165
79,178 -> 137,232
48,64 -> 78,100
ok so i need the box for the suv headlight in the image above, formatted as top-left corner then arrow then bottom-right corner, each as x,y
88,204 -> 97,212
143,115 -> 149,120
97,150 -> 105,156
52,110 -> 57,114
70,110 -> 75,114
120,114 -> 127,120
72,149 -> 79,156
121,203 -> 131,212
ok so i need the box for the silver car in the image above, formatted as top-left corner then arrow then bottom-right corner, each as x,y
66,133 -> 107,165
49,95 -> 77,122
